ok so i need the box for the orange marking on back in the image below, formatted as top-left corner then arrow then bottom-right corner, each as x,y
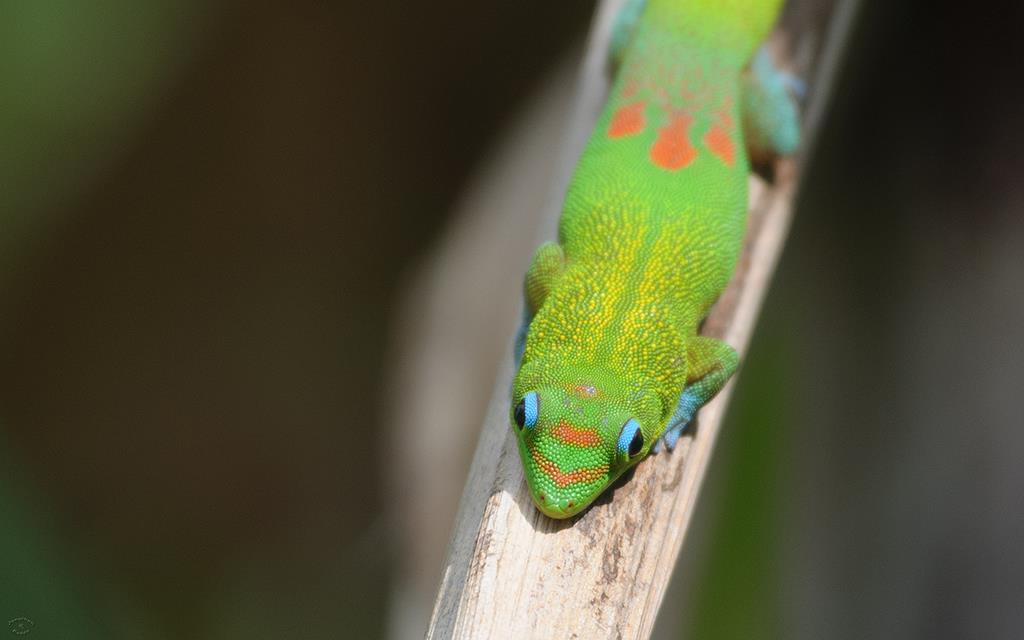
550,421 -> 603,448
650,114 -> 697,170
531,448 -> 609,488
704,124 -> 736,167
608,101 -> 647,138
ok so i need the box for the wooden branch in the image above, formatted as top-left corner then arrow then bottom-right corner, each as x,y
426,1 -> 853,637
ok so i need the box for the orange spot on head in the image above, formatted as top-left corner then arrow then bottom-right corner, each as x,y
622,79 -> 639,98
550,421 -> 603,448
531,448 -> 609,488
569,383 -> 599,398
608,101 -> 646,139
704,124 -> 736,167
650,114 -> 697,170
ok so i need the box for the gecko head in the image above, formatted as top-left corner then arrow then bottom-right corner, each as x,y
510,361 -> 662,519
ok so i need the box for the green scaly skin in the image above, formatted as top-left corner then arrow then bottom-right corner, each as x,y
511,0 -> 798,519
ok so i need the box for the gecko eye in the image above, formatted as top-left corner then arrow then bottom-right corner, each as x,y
618,418 -> 644,457
513,391 -> 539,430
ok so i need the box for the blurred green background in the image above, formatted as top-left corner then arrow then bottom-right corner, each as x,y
1,1 -> 1021,639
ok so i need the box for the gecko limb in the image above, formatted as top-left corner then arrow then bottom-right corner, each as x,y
610,0 -> 649,68
653,336 -> 738,453
741,44 -> 802,164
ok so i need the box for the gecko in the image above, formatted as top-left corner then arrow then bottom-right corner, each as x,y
510,0 -> 801,519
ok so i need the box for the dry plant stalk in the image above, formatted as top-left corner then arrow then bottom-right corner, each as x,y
426,0 -> 852,637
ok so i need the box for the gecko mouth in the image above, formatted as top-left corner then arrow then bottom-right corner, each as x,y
531,490 -> 585,519
529,486 -> 604,519
523,448 -> 608,519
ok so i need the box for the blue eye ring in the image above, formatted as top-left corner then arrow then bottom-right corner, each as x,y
617,418 -> 644,457
514,391 -> 539,429
523,391 -> 539,428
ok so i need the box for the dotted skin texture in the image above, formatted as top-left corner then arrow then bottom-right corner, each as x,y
512,0 -> 784,519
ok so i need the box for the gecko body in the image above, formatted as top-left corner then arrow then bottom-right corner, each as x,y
511,0 -> 799,518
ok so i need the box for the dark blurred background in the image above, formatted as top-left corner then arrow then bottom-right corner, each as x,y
1,1 -> 1020,639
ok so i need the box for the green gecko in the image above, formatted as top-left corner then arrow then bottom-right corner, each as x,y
510,0 -> 800,519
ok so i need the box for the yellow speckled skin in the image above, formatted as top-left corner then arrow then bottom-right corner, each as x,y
511,0 -> 789,518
